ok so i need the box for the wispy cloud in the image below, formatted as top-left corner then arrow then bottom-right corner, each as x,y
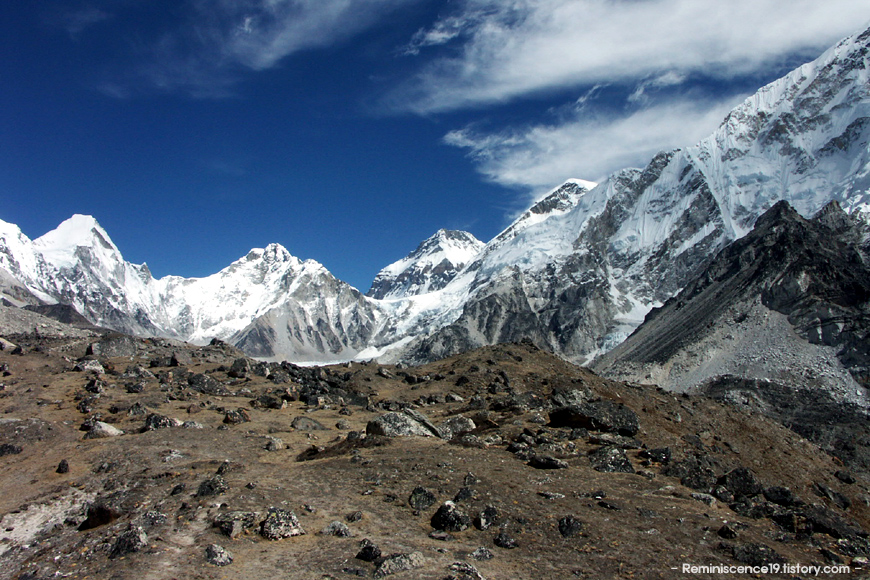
392,0 -> 869,113
48,5 -> 111,39
444,95 -> 743,194
101,0 -> 426,96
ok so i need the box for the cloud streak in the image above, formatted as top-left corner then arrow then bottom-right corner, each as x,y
444,95 -> 743,193
106,0 -> 425,96
394,0 -> 870,113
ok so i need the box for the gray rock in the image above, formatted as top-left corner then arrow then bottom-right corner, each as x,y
196,475 -> 229,497
214,511 -> 260,539
87,334 -> 139,358
320,520 -> 352,537
493,531 -> 518,549
189,373 -> 230,396
73,359 -> 105,374
588,446 -> 635,473
264,436 -> 285,451
438,415 -> 476,439
366,412 -> 434,438
291,416 -> 329,431
110,525 -> 148,559
475,505 -> 499,531
470,546 -> 494,560
85,421 -> 124,439
143,413 -> 180,431
205,543 -> 233,566
446,561 -> 486,580
260,507 -> 305,540
374,551 -> 425,578
409,486 -> 437,511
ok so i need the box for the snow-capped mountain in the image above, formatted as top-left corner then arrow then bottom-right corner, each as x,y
367,229 -> 484,300
400,25 -> 870,364
2,25 -> 870,365
0,216 -> 389,362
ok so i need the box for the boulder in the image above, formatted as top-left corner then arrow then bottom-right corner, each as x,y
85,421 -> 124,439
205,544 -> 233,566
548,400 -> 639,436
366,412 -> 434,438
439,415 -> 476,440
260,508 -> 305,540
431,501 -> 471,532
374,552 -> 425,578
87,334 -> 138,358
588,446 -> 635,474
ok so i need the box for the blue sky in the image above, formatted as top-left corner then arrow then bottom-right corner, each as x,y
1,1 -> 867,291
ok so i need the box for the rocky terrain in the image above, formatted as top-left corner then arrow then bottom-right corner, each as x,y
1,316 -> 869,579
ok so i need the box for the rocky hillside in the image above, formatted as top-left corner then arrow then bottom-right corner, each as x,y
1,320 -> 869,578
593,200 -> 870,398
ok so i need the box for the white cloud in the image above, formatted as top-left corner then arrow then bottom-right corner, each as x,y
396,0 -> 870,113
444,95 -> 743,193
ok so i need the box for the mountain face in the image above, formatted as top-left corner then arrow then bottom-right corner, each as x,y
367,229 -> 484,300
2,26 -> 870,365
592,200 -> 870,400
400,25 -> 870,365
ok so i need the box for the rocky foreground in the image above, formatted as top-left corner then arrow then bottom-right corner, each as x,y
0,324 -> 869,579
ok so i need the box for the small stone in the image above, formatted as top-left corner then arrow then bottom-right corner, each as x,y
291,416 -> 329,431
205,543 -> 233,566
56,459 -> 70,474
475,505 -> 499,531
558,516 -> 583,538
0,443 -> 22,456
691,493 -> 717,506
320,520 -> 352,537
264,436 -> 285,451
718,524 -> 739,539
356,538 -> 382,562
110,525 -> 148,559
346,511 -> 363,522
196,475 -> 229,497
409,486 -> 437,510
214,511 -> 259,539
429,530 -> 454,541
454,487 -> 475,503
447,561 -> 486,580
835,470 -> 856,485
528,455 -> 569,469
223,408 -> 251,424
493,531 -> 518,549
470,547 -> 494,561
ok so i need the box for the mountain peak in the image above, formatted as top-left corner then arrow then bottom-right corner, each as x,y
33,214 -> 119,269
367,229 -> 484,300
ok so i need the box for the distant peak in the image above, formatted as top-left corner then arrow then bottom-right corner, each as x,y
34,214 -> 117,255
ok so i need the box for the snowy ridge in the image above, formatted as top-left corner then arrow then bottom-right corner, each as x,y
2,25 -> 870,364
367,229 -> 484,300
